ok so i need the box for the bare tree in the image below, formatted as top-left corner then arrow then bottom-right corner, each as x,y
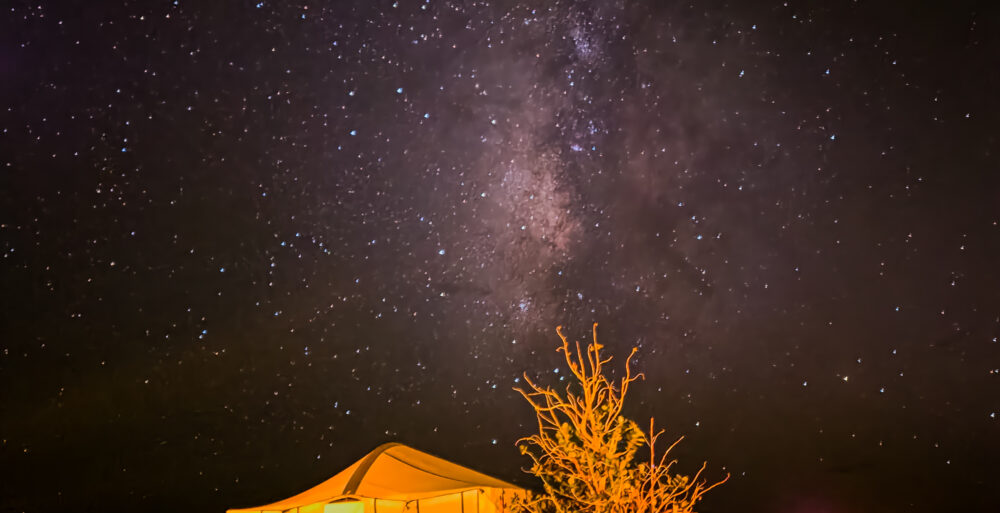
514,324 -> 727,513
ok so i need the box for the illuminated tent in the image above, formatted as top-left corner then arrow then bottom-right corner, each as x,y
227,443 -> 525,513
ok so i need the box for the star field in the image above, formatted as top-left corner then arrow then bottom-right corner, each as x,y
2,1 -> 999,512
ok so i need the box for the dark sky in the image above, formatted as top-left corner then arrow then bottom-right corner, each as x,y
2,1 -> 999,512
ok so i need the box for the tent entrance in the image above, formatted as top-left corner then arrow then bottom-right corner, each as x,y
324,500 -> 365,513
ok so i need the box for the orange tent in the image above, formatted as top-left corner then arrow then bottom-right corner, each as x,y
227,443 -> 526,513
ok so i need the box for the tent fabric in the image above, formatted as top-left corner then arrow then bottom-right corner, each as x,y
228,443 -> 525,513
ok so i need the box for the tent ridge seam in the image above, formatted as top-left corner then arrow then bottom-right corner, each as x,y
344,442 -> 401,495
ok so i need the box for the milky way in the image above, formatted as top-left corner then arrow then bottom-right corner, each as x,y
2,1 -> 999,512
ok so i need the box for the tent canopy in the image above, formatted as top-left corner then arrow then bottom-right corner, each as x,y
228,443 -> 524,513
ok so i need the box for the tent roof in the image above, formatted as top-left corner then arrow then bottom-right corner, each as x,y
228,443 -> 523,513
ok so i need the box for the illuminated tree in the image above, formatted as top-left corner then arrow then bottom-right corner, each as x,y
514,324 -> 727,513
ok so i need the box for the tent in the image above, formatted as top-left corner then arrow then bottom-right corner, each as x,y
228,443 -> 526,513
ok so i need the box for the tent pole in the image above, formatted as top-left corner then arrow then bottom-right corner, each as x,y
461,491 -> 465,513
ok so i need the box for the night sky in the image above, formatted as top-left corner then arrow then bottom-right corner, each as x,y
2,1 -> 999,512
